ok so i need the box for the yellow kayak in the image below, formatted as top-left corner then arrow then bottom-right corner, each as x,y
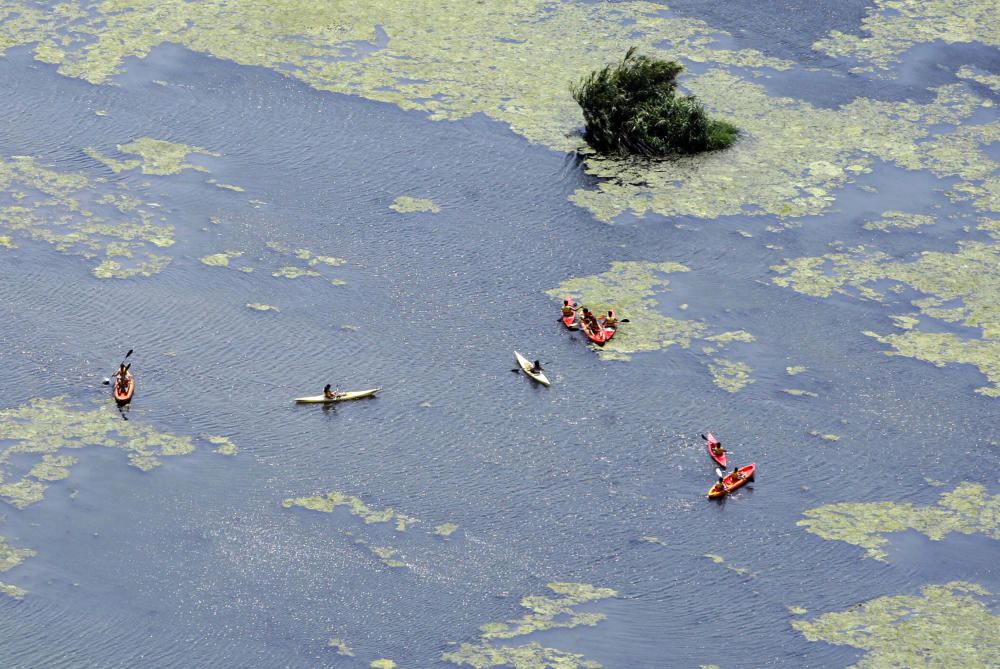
294,388 -> 381,403
514,351 -> 550,386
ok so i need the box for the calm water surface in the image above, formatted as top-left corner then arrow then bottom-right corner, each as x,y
0,7 -> 996,669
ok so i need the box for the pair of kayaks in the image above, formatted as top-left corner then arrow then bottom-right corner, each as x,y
704,431 -> 755,499
561,296 -> 617,346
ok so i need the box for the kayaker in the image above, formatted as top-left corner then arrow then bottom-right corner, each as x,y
561,300 -> 575,318
115,364 -> 130,393
530,360 -> 544,374
603,311 -> 618,329
323,384 -> 342,400
710,441 -> 726,458
729,466 -> 743,483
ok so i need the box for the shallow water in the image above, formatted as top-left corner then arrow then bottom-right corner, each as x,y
0,2 -> 997,668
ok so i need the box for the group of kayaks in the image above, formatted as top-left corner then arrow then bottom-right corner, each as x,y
560,296 -> 618,345
704,432 -> 756,500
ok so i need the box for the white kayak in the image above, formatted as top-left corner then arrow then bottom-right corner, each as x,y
294,388 -> 381,403
514,351 -> 550,386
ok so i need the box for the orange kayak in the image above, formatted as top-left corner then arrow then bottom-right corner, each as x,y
114,373 -> 135,405
707,464 -> 755,499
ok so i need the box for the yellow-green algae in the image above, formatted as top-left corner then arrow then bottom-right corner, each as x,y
327,638 -> 354,656
246,303 -> 279,313
204,435 -> 238,455
0,154 -> 175,277
86,137 -> 218,175
1,1 -> 996,220
370,661 -> 397,669
862,211 -> 937,232
784,388 -> 818,397
435,522 -> 459,537
0,398 -> 218,510
798,483 -> 999,561
0,535 -> 35,573
0,581 -> 26,600
708,358 -> 754,393
362,543 -> 407,569
793,581 -> 999,668
282,491 -> 419,531
0,235 -> 15,248
957,66 -> 1000,93
390,196 -> 440,214
272,266 -> 321,279
786,365 -> 808,375
199,251 -> 242,267
441,582 -> 614,668
548,262 -> 755,389
787,605 -> 808,616
808,431 -> 840,441
772,223 -> 1000,396
813,0 -> 1000,74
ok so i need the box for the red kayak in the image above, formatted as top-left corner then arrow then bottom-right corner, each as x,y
705,432 -> 727,468
114,372 -> 135,405
582,309 -> 617,346
561,296 -> 577,329
707,464 -> 755,499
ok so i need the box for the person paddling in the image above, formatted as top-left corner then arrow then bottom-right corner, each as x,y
710,440 -> 726,458
323,384 -> 342,400
530,360 -> 544,374
114,363 -> 131,393
602,310 -> 618,330
561,300 -> 576,319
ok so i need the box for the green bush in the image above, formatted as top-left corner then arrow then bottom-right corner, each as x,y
571,48 -> 739,157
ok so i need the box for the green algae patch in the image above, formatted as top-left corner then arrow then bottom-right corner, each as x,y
784,388 -> 818,398
772,230 -> 1000,397
640,535 -> 667,546
0,397 -> 226,509
370,661 -> 397,669
798,483 -> 1000,561
0,155 -> 175,277
246,303 -> 279,313
0,581 -> 27,600
547,261 -> 703,360
390,196 -> 440,214
327,638 -> 354,656
862,211 -> 937,232
786,365 -> 808,375
272,266 -> 321,279
200,251 -> 242,267
548,262 -> 755,388
0,235 -> 15,248
364,544 -> 407,568
442,582 -> 615,668
87,138 -> 219,176
808,431 -> 840,441
787,605 -> 808,616
957,66 -> 1000,93
813,0 -> 1000,74
793,581 -> 999,668
709,358 -> 754,393
435,522 -> 459,537
204,435 -> 238,456
3,2 -> 995,222
282,490 -> 419,531
0,535 -> 36,573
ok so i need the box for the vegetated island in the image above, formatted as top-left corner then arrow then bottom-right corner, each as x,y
572,47 -> 739,157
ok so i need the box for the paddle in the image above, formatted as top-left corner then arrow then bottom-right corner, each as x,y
103,349 -> 133,384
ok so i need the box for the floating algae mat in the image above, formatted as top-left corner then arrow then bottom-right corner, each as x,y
772,220 -> 1000,397
0,397 -> 234,596
441,582 -> 616,668
799,483 -> 1000,561
547,261 -> 755,391
793,581 -> 1000,668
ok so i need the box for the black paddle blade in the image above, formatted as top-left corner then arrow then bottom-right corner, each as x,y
125,349 -> 133,358
620,318 -> 630,323
701,434 -> 707,440
102,378 -> 111,385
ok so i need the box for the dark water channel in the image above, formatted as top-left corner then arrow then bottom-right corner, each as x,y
0,25 -> 996,669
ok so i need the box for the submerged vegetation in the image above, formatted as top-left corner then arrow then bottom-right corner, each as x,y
571,48 -> 739,157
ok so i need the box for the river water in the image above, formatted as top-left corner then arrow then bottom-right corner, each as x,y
0,2 -> 997,668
